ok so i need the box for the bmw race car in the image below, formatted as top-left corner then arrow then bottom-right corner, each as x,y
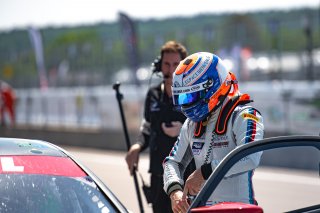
0,137 -> 130,213
1,136 -> 319,213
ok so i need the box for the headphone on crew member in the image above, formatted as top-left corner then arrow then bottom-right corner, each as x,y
151,44 -> 187,74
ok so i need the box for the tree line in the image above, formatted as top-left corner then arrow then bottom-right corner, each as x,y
0,7 -> 319,88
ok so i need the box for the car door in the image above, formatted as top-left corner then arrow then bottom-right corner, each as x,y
189,135 -> 320,213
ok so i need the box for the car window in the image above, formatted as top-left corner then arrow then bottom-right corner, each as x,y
253,147 -> 319,212
209,146 -> 320,212
0,174 -> 117,213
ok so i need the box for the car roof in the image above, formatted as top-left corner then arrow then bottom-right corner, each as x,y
0,137 -> 87,177
0,137 -> 66,157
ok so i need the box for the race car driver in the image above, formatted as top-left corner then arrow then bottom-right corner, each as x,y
162,52 -> 264,213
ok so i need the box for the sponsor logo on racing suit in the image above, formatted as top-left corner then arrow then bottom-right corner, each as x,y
192,142 -> 205,155
211,133 -> 229,148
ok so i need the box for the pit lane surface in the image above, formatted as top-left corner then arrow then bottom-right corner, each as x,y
64,146 -> 320,213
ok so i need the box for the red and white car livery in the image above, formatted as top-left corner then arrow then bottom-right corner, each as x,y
0,137 -> 129,213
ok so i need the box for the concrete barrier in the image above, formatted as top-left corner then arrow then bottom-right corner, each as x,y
1,126 -> 318,170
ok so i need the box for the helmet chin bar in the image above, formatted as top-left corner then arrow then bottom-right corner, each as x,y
207,73 -> 237,112
202,74 -> 238,121
211,87 -> 231,113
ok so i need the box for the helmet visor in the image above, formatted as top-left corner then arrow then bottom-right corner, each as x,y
173,89 -> 207,106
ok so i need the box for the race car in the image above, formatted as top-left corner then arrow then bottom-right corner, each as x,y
1,136 -> 319,213
0,137 -> 130,213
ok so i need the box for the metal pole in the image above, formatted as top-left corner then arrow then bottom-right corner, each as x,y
303,13 -> 314,81
113,82 -> 144,213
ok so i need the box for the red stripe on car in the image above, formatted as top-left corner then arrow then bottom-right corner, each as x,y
0,156 -> 86,177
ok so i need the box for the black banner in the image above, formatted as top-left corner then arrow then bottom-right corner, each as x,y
118,12 -> 140,86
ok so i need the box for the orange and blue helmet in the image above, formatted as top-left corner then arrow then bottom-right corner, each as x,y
172,52 -> 238,122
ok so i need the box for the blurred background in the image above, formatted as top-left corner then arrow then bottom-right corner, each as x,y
1,1 -> 320,212
0,0 -> 319,142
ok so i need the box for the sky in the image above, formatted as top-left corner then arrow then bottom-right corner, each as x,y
0,0 -> 319,32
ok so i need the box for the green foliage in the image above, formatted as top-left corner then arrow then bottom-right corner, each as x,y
0,8 -> 319,87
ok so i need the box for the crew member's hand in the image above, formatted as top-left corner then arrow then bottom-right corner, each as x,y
182,168 -> 205,199
125,144 -> 141,175
170,190 -> 189,213
162,121 -> 183,138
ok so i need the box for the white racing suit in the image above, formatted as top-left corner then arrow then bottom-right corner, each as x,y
163,101 -> 264,206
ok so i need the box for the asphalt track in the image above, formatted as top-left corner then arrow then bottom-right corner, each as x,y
63,146 -> 320,213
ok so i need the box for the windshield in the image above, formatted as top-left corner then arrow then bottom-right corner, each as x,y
0,174 -> 117,213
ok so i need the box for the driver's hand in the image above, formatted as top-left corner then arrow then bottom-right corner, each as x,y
170,190 -> 189,213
